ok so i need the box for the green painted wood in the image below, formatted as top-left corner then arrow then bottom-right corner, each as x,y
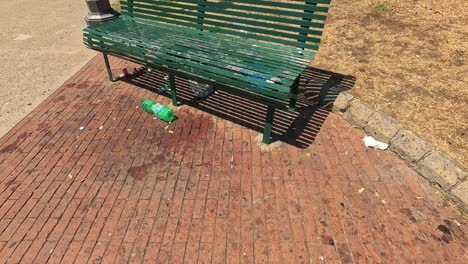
84,37 -> 290,102
85,33 -> 290,98
197,0 -> 207,30
88,19 -> 313,83
119,0 -> 330,50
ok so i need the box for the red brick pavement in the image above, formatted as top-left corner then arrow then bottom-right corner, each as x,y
0,55 -> 466,263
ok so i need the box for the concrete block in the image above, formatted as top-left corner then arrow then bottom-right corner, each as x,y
390,130 -> 432,163
416,151 -> 467,190
331,92 -> 354,114
342,100 -> 375,128
365,111 -> 402,143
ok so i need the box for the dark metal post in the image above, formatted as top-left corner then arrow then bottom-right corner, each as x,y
262,106 -> 275,144
289,76 -> 300,110
103,53 -> 113,82
85,0 -> 119,26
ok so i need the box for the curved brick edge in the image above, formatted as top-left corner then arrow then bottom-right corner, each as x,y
332,91 -> 468,213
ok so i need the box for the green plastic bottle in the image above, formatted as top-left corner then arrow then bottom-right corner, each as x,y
141,99 -> 175,122
141,99 -> 156,114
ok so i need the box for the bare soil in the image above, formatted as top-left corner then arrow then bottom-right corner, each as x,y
312,0 -> 468,167
0,1 -> 94,137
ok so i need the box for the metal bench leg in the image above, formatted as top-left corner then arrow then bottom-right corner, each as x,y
289,76 -> 300,109
168,74 -> 177,106
103,53 -> 113,82
262,105 -> 275,144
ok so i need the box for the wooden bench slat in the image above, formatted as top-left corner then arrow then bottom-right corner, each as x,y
120,0 -> 329,50
84,32 -> 293,96
120,15 -> 318,60
98,20 -> 306,83
121,11 -> 321,50
119,10 -> 323,45
121,1 -> 324,37
101,18 -> 314,67
85,30 -> 298,99
86,37 -> 290,101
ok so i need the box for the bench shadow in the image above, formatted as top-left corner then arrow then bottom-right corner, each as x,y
121,66 -> 355,149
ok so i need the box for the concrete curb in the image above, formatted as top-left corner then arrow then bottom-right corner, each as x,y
332,91 -> 468,213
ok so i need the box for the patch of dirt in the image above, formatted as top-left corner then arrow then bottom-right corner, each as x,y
313,0 -> 468,167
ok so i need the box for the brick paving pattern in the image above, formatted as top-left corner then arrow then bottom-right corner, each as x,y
0,56 -> 466,263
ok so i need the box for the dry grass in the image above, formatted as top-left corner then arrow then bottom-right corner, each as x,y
313,0 -> 468,167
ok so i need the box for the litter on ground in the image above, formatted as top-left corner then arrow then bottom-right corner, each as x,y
363,136 -> 389,150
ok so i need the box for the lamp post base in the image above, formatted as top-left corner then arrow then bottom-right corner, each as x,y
85,0 -> 119,26
85,11 -> 119,26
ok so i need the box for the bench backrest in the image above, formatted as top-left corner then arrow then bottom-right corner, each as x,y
120,0 -> 331,51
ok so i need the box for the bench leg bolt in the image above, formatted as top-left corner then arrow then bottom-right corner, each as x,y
103,53 -> 113,82
262,105 -> 275,144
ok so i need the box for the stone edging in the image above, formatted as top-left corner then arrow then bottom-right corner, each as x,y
332,92 -> 468,213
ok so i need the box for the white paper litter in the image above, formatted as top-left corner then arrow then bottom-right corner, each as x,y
363,136 -> 389,150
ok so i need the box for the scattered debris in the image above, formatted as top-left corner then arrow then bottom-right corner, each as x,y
127,129 -> 132,131
122,68 -> 129,77
453,219 -> 462,227
68,174 -> 73,179
157,86 -> 167,94
99,126 -> 103,130
363,136 -> 389,150
381,199 -> 386,204
165,125 -> 169,130
358,188 -> 365,193
416,196 -> 425,199
168,130 -> 174,134
189,80 -> 213,98
437,225 -> 451,234
79,126 -> 85,131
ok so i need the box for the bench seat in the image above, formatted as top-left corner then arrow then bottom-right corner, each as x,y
84,17 -> 316,106
83,0 -> 331,143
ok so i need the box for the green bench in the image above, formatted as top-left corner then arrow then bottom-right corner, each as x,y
83,0 -> 331,144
